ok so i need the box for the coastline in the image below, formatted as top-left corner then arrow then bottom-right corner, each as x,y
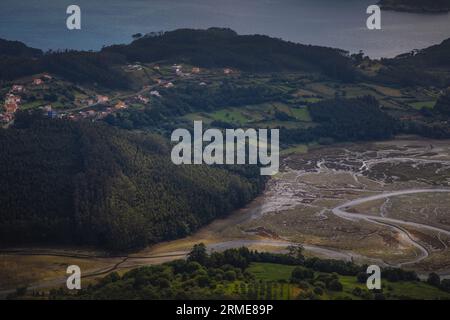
379,4 -> 450,14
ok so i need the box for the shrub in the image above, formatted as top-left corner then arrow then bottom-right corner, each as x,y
327,279 -> 343,292
291,266 -> 314,282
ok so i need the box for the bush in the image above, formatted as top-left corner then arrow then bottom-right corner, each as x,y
297,281 -> 310,290
296,291 -> 320,300
356,272 -> 368,284
440,279 -> 450,293
196,275 -> 211,288
427,272 -> 441,287
225,270 -> 237,281
374,293 -> 386,300
313,287 -> 324,296
314,281 -> 326,289
291,266 -> 314,282
327,279 -> 343,292
352,287 -> 363,297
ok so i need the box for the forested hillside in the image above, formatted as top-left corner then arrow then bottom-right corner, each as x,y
378,38 -> 450,87
103,28 -> 356,81
0,115 -> 265,250
0,39 -> 42,58
0,28 -> 357,87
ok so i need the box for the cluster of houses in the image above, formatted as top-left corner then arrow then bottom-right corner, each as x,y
1,86 -> 23,123
1,64 -> 235,125
1,74 -> 54,124
170,64 -> 204,77
126,64 -> 144,71
67,92 -> 151,121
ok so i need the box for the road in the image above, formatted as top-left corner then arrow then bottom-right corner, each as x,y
331,189 -> 450,266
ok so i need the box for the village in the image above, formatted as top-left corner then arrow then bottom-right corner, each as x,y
1,63 -> 237,127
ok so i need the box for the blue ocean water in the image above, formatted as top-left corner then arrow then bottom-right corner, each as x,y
0,0 -> 449,58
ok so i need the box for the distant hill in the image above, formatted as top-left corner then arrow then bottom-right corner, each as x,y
0,115 -> 265,251
378,38 -> 450,86
378,0 -> 450,13
0,38 -> 42,58
0,28 -> 357,87
0,39 -> 129,88
103,28 -> 357,81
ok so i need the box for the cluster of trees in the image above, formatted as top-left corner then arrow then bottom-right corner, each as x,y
308,95 -> 397,141
399,91 -> 450,139
282,96 -> 397,145
400,120 -> 450,139
0,115 -> 265,250
427,273 -> 450,293
435,90 -> 450,117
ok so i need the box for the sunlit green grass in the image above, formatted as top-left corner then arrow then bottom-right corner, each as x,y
410,101 -> 436,109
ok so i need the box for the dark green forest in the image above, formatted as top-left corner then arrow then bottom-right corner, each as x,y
281,96 -> 398,145
0,114 -> 265,250
379,38 -> 450,87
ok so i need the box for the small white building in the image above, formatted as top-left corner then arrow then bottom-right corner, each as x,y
150,90 -> 161,97
11,85 -> 24,93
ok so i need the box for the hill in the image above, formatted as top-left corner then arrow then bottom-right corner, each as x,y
103,28 -> 356,81
0,39 -> 42,58
378,38 -> 450,87
379,0 -> 450,13
0,28 -> 357,87
0,115 -> 265,251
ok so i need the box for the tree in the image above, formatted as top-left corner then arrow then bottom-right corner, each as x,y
440,279 -> 450,293
291,266 -> 314,282
427,272 -> 441,287
356,272 -> 368,284
327,279 -> 343,292
188,243 -> 208,265
287,244 -> 305,262
435,90 -> 450,117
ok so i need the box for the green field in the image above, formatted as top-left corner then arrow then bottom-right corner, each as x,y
248,263 -> 296,281
182,102 -> 313,128
410,101 -> 436,109
245,263 -> 450,300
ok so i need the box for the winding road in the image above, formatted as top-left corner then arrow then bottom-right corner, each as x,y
331,189 -> 450,266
